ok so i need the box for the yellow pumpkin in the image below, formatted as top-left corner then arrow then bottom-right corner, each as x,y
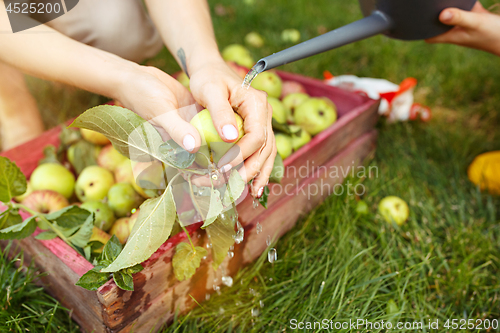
467,151 -> 500,195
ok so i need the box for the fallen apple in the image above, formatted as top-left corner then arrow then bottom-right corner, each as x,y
80,129 -> 110,146
282,92 -> 309,123
22,190 -> 69,214
221,44 -> 254,69
107,183 -> 143,217
378,196 -> 409,226
75,166 -> 115,202
176,72 -> 190,90
281,29 -> 301,43
294,97 -> 337,135
280,80 -> 307,99
190,109 -> 244,168
251,71 -> 282,99
30,163 -> 75,199
275,133 -> 293,160
289,125 -> 311,151
109,217 -> 132,244
268,97 -> 287,124
97,145 -> 128,172
89,226 -> 111,253
244,31 -> 264,48
81,201 -> 116,232
226,61 -> 249,80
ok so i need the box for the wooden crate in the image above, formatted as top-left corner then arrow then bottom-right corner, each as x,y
0,72 -> 379,333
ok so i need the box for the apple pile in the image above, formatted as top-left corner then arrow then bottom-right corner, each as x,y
17,128 -> 163,249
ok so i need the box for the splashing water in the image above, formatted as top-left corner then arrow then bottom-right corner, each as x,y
251,308 -> 260,317
205,293 -> 211,301
234,220 -> 244,244
268,248 -> 277,263
266,235 -> 271,246
242,62 -> 265,89
256,222 -> 262,234
227,250 -> 234,258
259,300 -> 265,308
252,198 -> 259,209
222,276 -> 233,287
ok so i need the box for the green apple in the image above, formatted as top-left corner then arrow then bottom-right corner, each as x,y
282,93 -> 309,122
81,201 -> 116,232
281,29 -> 301,43
221,44 -> 254,69
75,166 -> 115,202
294,98 -> 337,135
176,72 -> 190,90
80,129 -> 110,146
30,163 -> 75,199
109,217 -> 133,244
251,71 -> 282,99
378,196 -> 409,226
356,200 -> 369,215
107,183 -> 143,218
268,97 -> 287,124
275,133 -> 293,160
21,190 -> 69,214
190,109 -> 244,168
289,125 -> 311,151
97,145 -> 128,172
244,32 -> 264,48
89,226 -> 111,253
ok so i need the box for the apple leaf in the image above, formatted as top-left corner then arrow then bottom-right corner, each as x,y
222,169 -> 246,207
159,139 -> 195,169
269,154 -> 284,184
0,208 -> 23,230
69,105 -> 166,164
35,231 -> 57,240
113,271 -> 134,291
101,186 -> 177,272
65,213 -> 94,248
46,205 -> 92,229
69,140 -> 98,174
0,157 -> 27,203
0,216 -> 36,240
201,189 -> 223,228
75,264 -> 110,291
103,235 -> 123,262
271,118 -> 302,136
172,242 -> 207,281
206,208 -> 237,270
126,264 -> 144,275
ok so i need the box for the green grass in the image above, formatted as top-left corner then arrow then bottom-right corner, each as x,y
4,0 -> 500,331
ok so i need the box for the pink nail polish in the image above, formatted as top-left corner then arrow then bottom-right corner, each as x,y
222,125 -> 238,141
183,135 -> 195,152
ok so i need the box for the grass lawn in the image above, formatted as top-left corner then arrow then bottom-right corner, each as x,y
2,0 -> 500,331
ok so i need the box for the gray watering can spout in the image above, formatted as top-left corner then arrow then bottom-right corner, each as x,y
255,11 -> 392,72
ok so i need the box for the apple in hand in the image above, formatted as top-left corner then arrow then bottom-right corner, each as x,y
80,129 -> 110,146
22,190 -> 69,214
30,163 -> 75,199
190,109 -> 244,168
81,201 -> 115,232
268,97 -> 287,124
75,166 -> 115,202
289,125 -> 311,151
109,217 -> 133,244
378,196 -> 409,226
251,71 -> 282,99
282,93 -> 309,123
221,44 -> 254,69
107,183 -> 143,218
97,145 -> 128,172
280,80 -> 307,99
294,98 -> 337,135
275,133 -> 293,160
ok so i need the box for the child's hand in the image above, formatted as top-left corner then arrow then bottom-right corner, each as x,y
426,2 -> 500,56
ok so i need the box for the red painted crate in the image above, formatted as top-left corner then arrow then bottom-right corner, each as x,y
0,71 -> 379,332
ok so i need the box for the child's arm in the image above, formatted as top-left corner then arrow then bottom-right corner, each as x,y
426,1 -> 500,56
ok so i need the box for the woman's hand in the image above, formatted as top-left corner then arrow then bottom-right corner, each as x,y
426,2 -> 500,56
189,60 -> 276,198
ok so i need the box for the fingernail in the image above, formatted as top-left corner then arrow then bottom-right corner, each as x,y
442,10 -> 453,21
222,125 -> 238,141
257,187 -> 264,198
183,134 -> 195,152
219,164 -> 232,173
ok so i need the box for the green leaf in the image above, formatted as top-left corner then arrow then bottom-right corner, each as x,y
35,231 -> 57,240
272,118 -> 302,136
201,189 -> 223,228
159,139 -> 195,169
76,265 -> 110,291
0,208 -> 23,230
222,169 -> 246,207
66,213 -> 94,248
46,205 -> 92,229
38,145 -> 61,165
269,154 -> 284,184
101,186 -> 177,272
172,242 -> 207,281
0,157 -> 27,203
113,271 -> 134,291
103,235 -> 123,262
126,264 -> 144,275
206,209 -> 236,270
69,140 -> 98,174
69,105 -> 165,163
0,216 -> 36,240
36,217 -> 51,230
258,186 -> 270,209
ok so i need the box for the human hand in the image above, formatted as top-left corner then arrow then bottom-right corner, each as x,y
426,2 -> 500,56
188,59 -> 276,198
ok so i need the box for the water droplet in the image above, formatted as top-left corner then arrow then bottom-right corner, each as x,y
202,256 -> 207,260
229,245 -> 234,251
249,288 -> 256,296
268,248 -> 277,263
259,300 -> 264,308
251,308 -> 259,317
252,199 -> 259,209
222,276 -> 233,287
219,307 -> 225,314
269,277 -> 273,281
205,293 -> 211,301
266,235 -> 271,246
213,285 -> 220,292
227,251 -> 234,258
256,222 -> 262,234
234,227 -> 244,244
235,302 -> 241,306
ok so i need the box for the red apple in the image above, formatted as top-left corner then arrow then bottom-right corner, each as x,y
21,190 -> 69,214
280,80 -> 307,99
89,226 -> 111,253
